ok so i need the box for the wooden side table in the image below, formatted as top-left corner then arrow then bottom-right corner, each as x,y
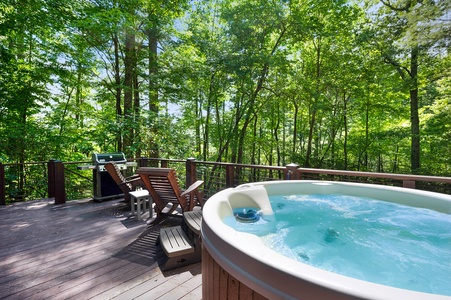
129,190 -> 151,221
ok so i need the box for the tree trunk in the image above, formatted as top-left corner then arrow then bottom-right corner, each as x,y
215,97 -> 223,162
380,1 -> 421,173
343,92 -> 348,169
305,37 -> 321,168
236,63 -> 268,164
305,109 -> 316,167
292,100 -> 299,155
196,91 -> 202,156
410,46 -> 420,172
75,60 -> 82,124
251,114 -> 258,165
236,26 -> 286,164
365,98 -> 369,169
203,95 -> 210,161
148,27 -> 159,159
133,67 -> 140,158
203,73 -> 216,161
392,144 -> 399,173
123,29 -> 134,157
274,106 -> 281,166
112,32 -> 122,151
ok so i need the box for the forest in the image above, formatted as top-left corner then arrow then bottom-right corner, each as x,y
1,0 -> 450,176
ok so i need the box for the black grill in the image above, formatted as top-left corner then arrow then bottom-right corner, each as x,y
78,152 -> 135,201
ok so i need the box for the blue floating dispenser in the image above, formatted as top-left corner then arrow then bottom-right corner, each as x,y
235,208 -> 260,223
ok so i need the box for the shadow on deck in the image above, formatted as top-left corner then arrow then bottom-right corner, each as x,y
0,198 -> 202,300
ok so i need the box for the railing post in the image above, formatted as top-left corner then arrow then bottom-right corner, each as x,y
161,159 -> 168,168
226,164 -> 235,188
139,157 -> 149,167
0,163 -> 5,205
186,158 -> 197,188
286,163 -> 300,180
403,180 -> 416,189
48,160 -> 66,204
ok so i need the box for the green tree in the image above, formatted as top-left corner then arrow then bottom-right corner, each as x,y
369,0 -> 451,173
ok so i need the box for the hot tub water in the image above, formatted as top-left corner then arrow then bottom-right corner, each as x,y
224,194 -> 451,296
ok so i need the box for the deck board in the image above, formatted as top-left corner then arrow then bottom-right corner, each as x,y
0,198 -> 201,300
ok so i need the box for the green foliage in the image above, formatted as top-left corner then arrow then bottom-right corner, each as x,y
1,0 -> 450,197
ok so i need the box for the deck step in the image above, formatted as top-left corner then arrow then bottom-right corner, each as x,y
159,226 -> 194,258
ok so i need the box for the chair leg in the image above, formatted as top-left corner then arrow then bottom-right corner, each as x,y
131,198 -> 136,214
136,198 -> 142,221
166,203 -> 179,214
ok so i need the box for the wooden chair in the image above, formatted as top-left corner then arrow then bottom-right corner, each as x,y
137,167 -> 204,224
104,162 -> 144,205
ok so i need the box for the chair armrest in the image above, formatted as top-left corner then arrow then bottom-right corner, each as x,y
125,174 -> 140,181
180,180 -> 204,197
122,177 -> 142,184
119,177 -> 144,190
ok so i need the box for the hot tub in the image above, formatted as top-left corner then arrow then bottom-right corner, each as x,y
201,181 -> 451,300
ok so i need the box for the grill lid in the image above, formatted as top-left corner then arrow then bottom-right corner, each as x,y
92,152 -> 126,165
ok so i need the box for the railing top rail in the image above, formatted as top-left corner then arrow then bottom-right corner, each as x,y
64,161 -> 92,165
2,160 -> 91,166
1,157 -> 451,205
193,160 -> 286,170
2,158 -> 450,183
137,158 -> 186,164
296,167 -> 451,183
0,161 -> 48,166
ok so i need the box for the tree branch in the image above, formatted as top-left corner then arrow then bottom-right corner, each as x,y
383,53 -> 412,79
380,0 -> 412,12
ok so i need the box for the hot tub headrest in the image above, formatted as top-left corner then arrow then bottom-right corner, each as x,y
229,185 -> 273,215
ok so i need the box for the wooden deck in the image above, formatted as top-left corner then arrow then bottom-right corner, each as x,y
0,198 -> 202,300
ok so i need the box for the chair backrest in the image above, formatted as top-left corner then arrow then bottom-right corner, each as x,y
138,167 -> 187,211
105,162 -> 130,190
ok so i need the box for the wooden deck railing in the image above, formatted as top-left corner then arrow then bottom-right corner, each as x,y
1,158 -> 451,205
